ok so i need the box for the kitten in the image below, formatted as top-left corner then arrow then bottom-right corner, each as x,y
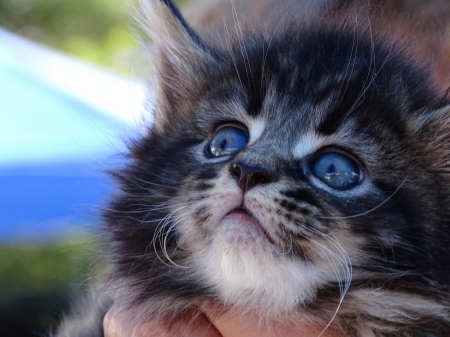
57,0 -> 450,336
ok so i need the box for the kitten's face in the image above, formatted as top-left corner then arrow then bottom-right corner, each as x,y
172,78 -> 372,311
145,27 -> 439,310
175,101 -> 366,313
110,0 -> 450,332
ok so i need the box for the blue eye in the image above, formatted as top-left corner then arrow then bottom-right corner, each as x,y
311,152 -> 362,190
208,126 -> 249,157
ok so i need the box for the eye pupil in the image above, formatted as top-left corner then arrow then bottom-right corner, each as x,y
208,126 -> 249,158
220,139 -> 228,149
311,152 -> 362,190
327,164 -> 336,174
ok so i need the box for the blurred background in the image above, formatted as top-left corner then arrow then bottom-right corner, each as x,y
0,0 -> 140,74
1,0 -> 449,336
0,0 -> 149,336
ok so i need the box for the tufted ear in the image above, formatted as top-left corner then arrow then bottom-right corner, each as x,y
413,106 -> 450,176
137,0 -> 218,129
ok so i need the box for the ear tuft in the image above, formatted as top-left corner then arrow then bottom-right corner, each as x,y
135,0 -> 217,129
414,106 -> 450,175
137,0 -> 206,55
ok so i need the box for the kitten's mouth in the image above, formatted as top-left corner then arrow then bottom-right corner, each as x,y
225,207 -> 275,245
229,207 -> 250,215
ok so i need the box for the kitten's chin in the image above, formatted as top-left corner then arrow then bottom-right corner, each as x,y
192,208 -> 325,316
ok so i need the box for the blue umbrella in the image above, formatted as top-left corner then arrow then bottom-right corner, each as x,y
0,29 -> 149,242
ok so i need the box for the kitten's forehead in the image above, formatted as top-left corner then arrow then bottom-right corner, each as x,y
226,83 -> 341,158
203,25 -> 440,152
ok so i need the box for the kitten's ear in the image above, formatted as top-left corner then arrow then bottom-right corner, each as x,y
414,106 -> 450,175
138,0 -> 218,127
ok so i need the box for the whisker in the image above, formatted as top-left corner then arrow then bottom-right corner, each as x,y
260,11 -> 288,98
278,223 -> 294,256
334,18 -> 359,109
230,0 -> 253,83
148,205 -> 197,270
299,224 -> 352,337
224,19 -> 245,91
319,177 -> 407,220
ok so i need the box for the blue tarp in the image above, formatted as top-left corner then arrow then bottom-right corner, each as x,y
0,29 -> 147,242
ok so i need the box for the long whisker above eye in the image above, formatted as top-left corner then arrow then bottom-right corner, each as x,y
334,18 -> 359,110
260,10 -> 288,98
224,19 -> 244,91
231,0 -> 253,83
319,176 -> 408,220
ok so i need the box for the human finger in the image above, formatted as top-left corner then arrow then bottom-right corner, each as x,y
104,302 -> 222,337
203,308 -> 341,337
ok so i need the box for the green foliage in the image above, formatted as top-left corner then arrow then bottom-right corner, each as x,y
0,236 -> 106,337
0,0 -> 189,73
0,0 -> 137,72
0,235 -> 104,295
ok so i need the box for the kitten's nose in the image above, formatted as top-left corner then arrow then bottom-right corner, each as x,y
230,162 -> 274,191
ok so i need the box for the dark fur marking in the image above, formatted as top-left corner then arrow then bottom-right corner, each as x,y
281,189 -> 319,207
280,200 -> 298,212
196,169 -> 218,180
299,207 -> 311,216
195,182 -> 214,190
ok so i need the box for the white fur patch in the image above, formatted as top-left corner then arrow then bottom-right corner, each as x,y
350,289 -> 450,323
248,118 -> 266,145
292,132 -> 326,159
194,229 -> 326,316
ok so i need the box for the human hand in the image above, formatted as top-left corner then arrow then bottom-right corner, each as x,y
104,301 -> 341,337
104,302 -> 221,337
204,310 -> 340,337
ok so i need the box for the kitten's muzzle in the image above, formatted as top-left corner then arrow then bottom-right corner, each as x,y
230,161 -> 277,191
